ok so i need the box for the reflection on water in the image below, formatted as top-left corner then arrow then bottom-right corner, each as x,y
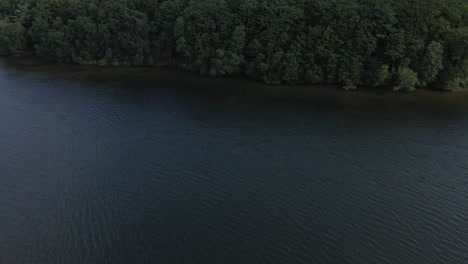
0,58 -> 467,264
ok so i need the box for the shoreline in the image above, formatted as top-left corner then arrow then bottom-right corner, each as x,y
2,57 -> 468,106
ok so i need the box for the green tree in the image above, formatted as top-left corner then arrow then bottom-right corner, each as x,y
0,21 -> 27,56
0,0 -> 465,91
419,41 -> 444,87
394,67 -> 419,91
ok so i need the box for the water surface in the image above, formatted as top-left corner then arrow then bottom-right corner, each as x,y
0,58 -> 467,263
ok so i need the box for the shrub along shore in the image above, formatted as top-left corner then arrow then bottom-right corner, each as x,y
0,0 -> 467,91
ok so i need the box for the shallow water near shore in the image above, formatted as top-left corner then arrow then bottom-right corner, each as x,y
1,58 -> 467,263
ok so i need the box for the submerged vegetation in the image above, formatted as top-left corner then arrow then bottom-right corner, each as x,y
0,0 -> 467,91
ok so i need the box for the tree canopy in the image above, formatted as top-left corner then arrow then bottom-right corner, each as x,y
0,0 -> 466,90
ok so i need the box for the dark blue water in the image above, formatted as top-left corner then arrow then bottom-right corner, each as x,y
0,58 -> 467,264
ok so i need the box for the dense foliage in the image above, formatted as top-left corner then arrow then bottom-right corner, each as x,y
0,0 -> 467,90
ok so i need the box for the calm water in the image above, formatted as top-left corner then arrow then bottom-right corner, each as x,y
0,58 -> 467,264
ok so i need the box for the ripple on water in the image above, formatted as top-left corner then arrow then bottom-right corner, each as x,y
0,58 -> 467,264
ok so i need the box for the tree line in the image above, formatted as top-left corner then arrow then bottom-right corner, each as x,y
0,0 -> 466,91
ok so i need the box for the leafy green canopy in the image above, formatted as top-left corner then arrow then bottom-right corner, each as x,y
0,0 -> 466,90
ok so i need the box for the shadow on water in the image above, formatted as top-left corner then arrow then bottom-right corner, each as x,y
3,57 -> 468,138
2,57 -> 468,108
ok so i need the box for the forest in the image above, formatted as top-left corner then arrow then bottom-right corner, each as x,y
0,0 -> 466,91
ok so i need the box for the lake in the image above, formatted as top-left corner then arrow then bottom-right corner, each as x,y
0,58 -> 467,263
